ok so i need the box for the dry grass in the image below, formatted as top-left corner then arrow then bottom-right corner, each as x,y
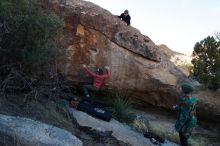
148,122 -> 179,144
132,113 -> 149,133
1,92 -> 219,146
0,94 -> 78,135
148,122 -> 214,146
0,125 -> 22,146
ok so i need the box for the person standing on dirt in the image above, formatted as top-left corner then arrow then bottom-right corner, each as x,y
173,84 -> 197,146
82,64 -> 111,101
118,10 -> 131,25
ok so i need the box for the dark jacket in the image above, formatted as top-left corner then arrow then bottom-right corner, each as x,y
118,13 -> 131,25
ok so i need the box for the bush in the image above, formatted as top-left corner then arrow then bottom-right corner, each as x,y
0,0 -> 63,71
132,113 -> 149,133
112,94 -> 133,122
191,36 -> 220,90
0,0 -> 64,100
179,62 -> 194,77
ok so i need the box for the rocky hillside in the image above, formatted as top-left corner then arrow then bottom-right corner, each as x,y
40,0 -> 220,124
159,44 -> 193,76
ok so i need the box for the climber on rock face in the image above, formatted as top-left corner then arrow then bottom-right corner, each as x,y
118,9 -> 131,25
82,64 -> 111,102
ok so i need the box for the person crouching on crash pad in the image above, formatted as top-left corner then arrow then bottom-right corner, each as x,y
173,84 -> 197,146
82,64 -> 111,102
69,97 -> 79,108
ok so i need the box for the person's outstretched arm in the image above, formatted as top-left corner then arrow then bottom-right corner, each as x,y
118,13 -> 123,18
102,66 -> 111,78
82,64 -> 98,77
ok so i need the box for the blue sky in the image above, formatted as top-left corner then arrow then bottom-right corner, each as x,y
85,0 -> 220,54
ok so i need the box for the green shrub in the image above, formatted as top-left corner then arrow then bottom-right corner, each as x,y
132,113 -> 149,133
0,0 -> 63,72
188,136 -> 209,146
112,95 -> 133,123
148,122 -> 179,144
192,36 -> 220,90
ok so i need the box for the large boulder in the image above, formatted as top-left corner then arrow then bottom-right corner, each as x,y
41,0 -> 187,109
159,44 -> 193,77
0,114 -> 82,146
193,90 -> 220,124
40,0 -> 220,124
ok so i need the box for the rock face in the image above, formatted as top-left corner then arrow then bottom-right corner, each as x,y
193,90 -> 220,124
0,114 -> 82,146
159,44 -> 193,77
39,0 -> 220,125
41,0 -> 189,109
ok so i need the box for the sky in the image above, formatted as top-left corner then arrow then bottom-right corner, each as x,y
85,0 -> 220,55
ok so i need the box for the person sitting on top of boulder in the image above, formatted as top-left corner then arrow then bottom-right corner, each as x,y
82,64 -> 111,102
118,9 -> 131,25
173,83 -> 197,146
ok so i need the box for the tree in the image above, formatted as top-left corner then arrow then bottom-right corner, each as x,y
0,0 -> 64,99
0,0 -> 63,72
191,35 -> 220,90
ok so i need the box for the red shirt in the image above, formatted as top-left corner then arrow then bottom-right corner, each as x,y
84,67 -> 111,88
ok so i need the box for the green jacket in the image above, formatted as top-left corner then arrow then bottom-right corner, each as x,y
175,95 -> 197,137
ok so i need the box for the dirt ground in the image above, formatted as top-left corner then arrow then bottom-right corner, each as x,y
0,93 -> 220,146
0,95 -> 130,146
135,104 -> 220,146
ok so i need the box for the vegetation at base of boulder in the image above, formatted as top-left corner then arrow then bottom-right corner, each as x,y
0,95 -> 77,134
0,0 -> 65,99
0,0 -> 63,71
0,94 -> 83,146
191,35 -> 220,90
148,122 -> 213,146
40,99 -> 76,129
112,94 -> 134,123
0,131 -> 21,146
131,113 -> 149,133
188,136 -> 209,146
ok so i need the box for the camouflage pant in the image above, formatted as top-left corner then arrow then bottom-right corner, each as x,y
83,84 -> 99,99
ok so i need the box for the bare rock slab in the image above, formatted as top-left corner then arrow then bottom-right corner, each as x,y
69,108 -> 179,146
0,114 -> 82,146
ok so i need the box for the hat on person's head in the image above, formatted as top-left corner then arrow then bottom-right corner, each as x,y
124,10 -> 129,14
181,84 -> 193,94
